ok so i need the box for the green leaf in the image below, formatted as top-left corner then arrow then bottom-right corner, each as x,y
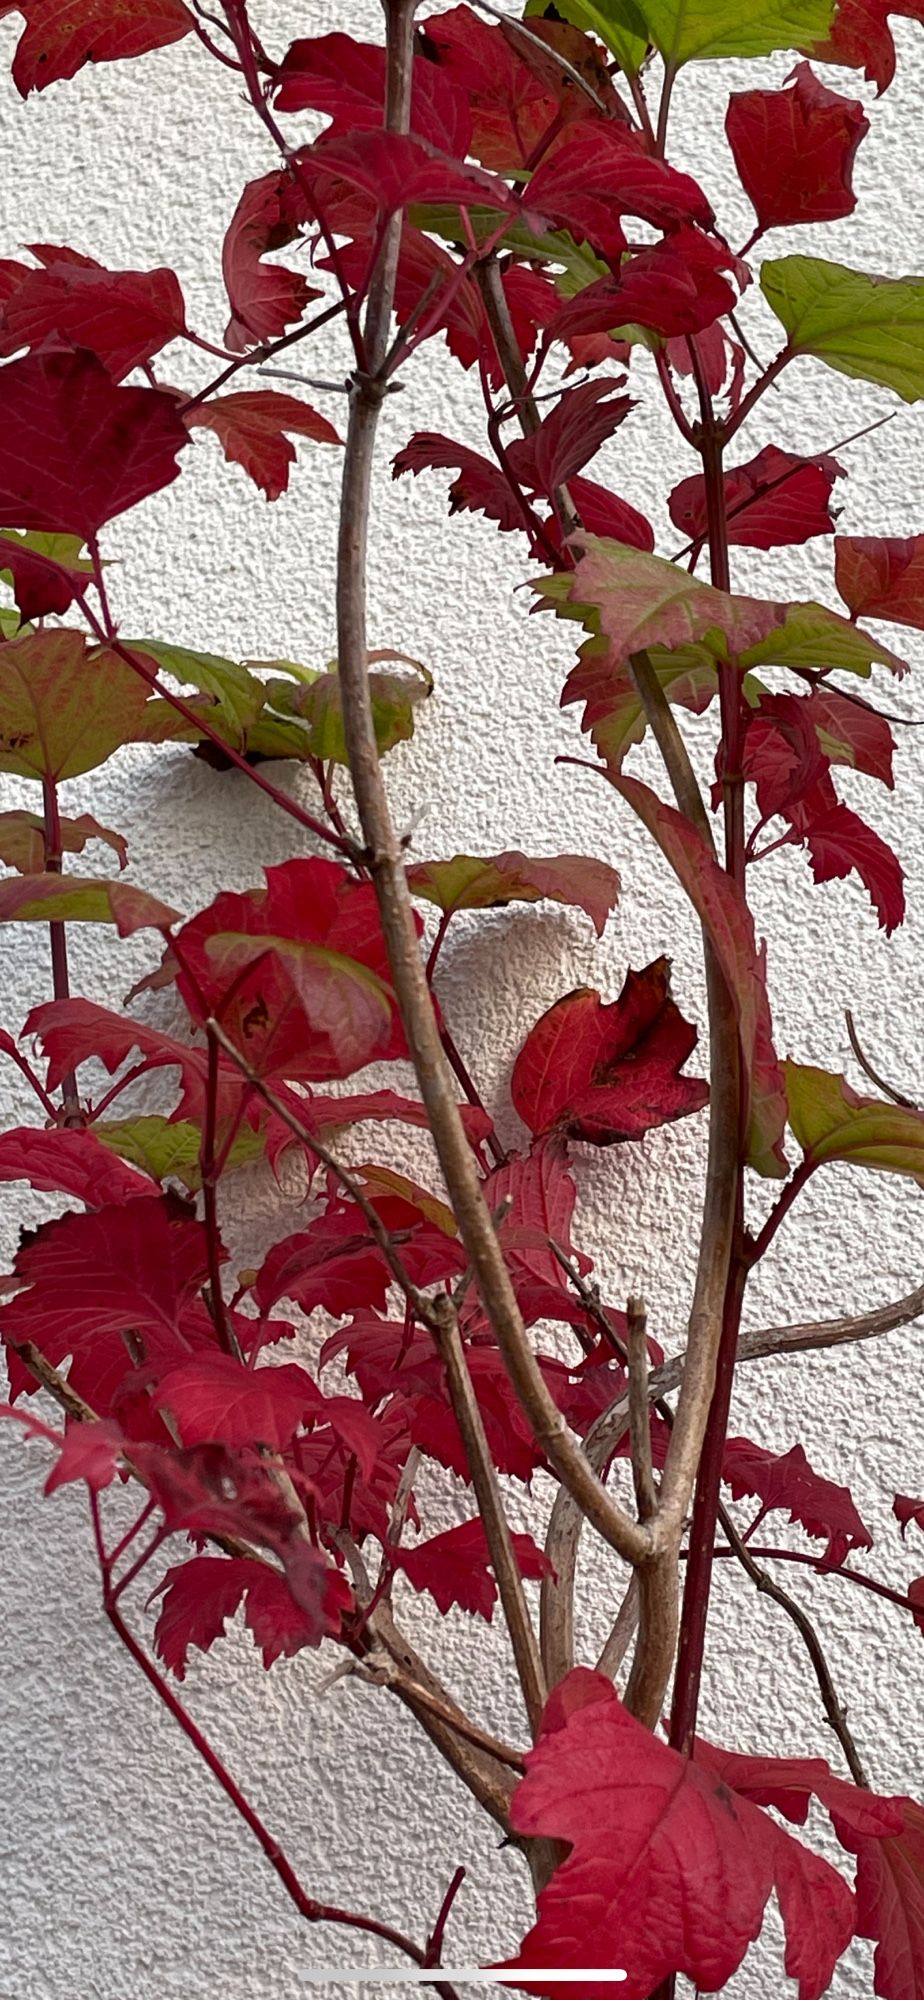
406,851 -> 620,936
260,651 -> 432,764
0,874 -> 179,935
761,257 -> 924,404
739,601 -> 907,679
785,1062 -> 924,1182
127,640 -> 265,749
0,628 -> 150,781
524,0 -> 648,76
0,810 -> 127,874
610,773 -> 788,1176
532,0 -> 832,65
94,1114 -> 263,1191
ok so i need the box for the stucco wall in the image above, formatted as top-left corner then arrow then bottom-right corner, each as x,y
1,5 -> 923,1996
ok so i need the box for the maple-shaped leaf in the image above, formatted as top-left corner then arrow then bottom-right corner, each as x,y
550,229 -> 740,343
832,1795 -> 924,2000
563,639 -> 717,772
23,996 -> 236,1129
762,256 -> 924,404
804,0 -> 924,95
573,0 -> 833,67
0,809 -> 125,874
0,0 -> 193,96
221,169 -> 319,352
135,1441 -> 351,1636
0,628 -> 152,781
299,130 -> 515,227
611,775 -> 788,1177
0,1125 -> 157,1206
538,537 -> 784,670
275,32 -> 472,158
505,1667 -> 855,1999
0,871 -> 178,936
669,443 -> 844,552
392,431 -> 520,532
835,534 -> 924,630
406,850 -> 619,938
723,1436 -> 873,1564
0,526 -> 93,618
392,1518 -> 551,1620
152,1553 -> 327,1677
525,123 -> 712,264
185,391 -> 341,503
420,4 -> 559,172
0,249 -> 188,379
692,1739 -> 905,1841
894,1494 -> 924,1538
505,377 -> 634,502
803,801 -> 905,934
172,857 -> 404,1084
726,63 -> 868,235
43,1417 -> 126,1496
785,1062 -> 924,1183
152,1353 -> 323,1451
0,1196 -> 213,1413
463,1144 -> 596,1333
0,350 -> 188,537
511,958 -> 708,1146
95,1113 -> 261,1191
253,1222 -> 391,1323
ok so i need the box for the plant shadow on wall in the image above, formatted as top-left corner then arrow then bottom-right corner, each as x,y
3,0 -> 924,1994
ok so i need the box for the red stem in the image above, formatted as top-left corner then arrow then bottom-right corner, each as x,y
707,1544 -> 922,1621
745,1157 -> 815,1267
200,1027 -> 242,1358
41,773 -> 82,1122
179,296 -> 348,415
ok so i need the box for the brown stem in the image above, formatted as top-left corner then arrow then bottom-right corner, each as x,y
200,1027 -> 242,1358
333,0 -> 650,1599
846,1007 -> 918,1109
627,1296 -> 657,1524
477,257 -> 578,541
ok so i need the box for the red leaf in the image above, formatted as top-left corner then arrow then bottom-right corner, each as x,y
0,1124 -> 158,1205
505,1669 -> 855,1998
726,63 -> 869,234
172,857 -> 404,1083
0,349 -> 188,537
153,1353 -> 324,1451
136,1439 -> 350,1636
551,230 -> 739,343
804,0 -> 924,96
612,775 -> 788,1178
567,477 -> 654,552
392,432 -> 521,532
152,1551 -> 343,1677
420,3 -> 557,172
803,801 -> 905,934
809,686 -> 895,786
24,997 -> 231,1127
894,1494 -> 924,1538
393,1517 -> 551,1620
299,129 -> 515,226
44,1417 -> 125,1495
0,1197 -> 213,1413
275,32 -> 471,157
285,1086 -> 492,1150
723,1436 -> 873,1564
464,1144 -> 595,1333
185,390 -> 341,502
835,534 -> 924,630
669,443 -> 844,552
253,1223 -> 391,1322
693,1740 -> 904,1840
511,958 -> 708,1146
0,526 -> 92,618
832,1796 -> 924,2000
221,169 -> 319,352
507,378 -> 634,502
0,250 -> 188,378
0,0 -> 193,96
526,124 -> 713,264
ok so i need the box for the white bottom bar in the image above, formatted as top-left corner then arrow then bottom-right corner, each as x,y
296,1971 -> 628,1986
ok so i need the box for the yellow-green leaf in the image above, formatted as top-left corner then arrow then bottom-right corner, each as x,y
762,257 -> 924,404
785,1062 -> 924,1182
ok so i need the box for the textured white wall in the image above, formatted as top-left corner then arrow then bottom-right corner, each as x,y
1,5 -> 923,1997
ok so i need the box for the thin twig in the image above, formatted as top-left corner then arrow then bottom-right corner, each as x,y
846,1008 -> 917,1110
627,1296 -> 657,1524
